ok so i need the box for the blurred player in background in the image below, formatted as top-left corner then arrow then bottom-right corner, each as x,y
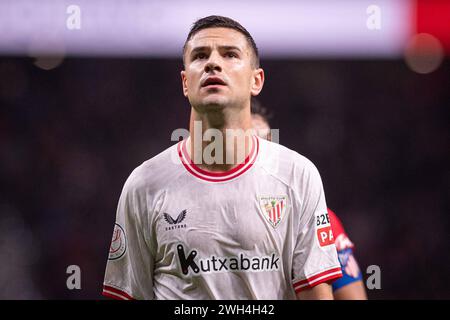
251,98 -> 367,300
103,16 -> 342,300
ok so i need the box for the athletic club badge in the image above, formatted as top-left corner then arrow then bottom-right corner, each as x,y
108,223 -> 127,260
258,196 -> 288,228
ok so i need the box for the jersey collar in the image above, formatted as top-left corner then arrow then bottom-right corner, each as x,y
178,135 -> 259,182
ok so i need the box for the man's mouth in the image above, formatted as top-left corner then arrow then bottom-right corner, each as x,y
201,77 -> 227,87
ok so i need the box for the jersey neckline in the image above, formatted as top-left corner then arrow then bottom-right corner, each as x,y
177,135 -> 259,182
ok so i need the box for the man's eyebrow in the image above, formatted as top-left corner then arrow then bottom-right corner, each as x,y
190,45 -> 242,55
219,45 -> 242,52
190,46 -> 209,55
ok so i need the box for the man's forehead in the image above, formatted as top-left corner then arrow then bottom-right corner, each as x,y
186,27 -> 248,51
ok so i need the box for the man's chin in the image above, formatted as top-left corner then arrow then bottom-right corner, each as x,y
199,96 -> 229,109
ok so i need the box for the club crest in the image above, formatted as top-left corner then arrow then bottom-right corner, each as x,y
258,196 -> 287,227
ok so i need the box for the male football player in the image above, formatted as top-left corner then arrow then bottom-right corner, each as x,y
103,15 -> 342,300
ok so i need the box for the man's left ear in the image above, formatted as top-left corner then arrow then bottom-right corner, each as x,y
251,68 -> 265,96
181,70 -> 188,97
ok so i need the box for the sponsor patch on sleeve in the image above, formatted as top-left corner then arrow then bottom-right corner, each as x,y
317,226 -> 335,247
108,223 -> 127,260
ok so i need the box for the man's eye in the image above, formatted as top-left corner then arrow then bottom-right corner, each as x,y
226,52 -> 238,58
194,53 -> 207,60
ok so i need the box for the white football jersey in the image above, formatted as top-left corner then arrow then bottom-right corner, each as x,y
102,136 -> 342,300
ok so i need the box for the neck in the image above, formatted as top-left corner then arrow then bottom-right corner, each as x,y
188,104 -> 254,172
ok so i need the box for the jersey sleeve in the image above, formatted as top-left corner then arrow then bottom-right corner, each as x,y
328,208 -> 363,291
291,162 -> 342,293
102,173 -> 154,300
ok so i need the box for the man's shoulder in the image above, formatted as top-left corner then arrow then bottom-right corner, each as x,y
123,142 -> 183,192
258,138 -> 319,177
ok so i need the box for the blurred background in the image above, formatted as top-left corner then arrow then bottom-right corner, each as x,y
0,0 -> 449,299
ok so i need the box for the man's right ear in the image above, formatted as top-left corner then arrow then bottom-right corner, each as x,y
180,70 -> 188,97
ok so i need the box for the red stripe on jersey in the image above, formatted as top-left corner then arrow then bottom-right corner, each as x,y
181,139 -> 253,177
178,136 -> 259,182
293,267 -> 342,290
102,285 -> 135,300
294,272 -> 343,293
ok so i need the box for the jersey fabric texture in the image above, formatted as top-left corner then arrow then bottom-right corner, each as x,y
103,136 -> 342,300
328,208 -> 363,291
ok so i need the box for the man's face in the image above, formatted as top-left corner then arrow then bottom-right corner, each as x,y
181,27 -> 264,111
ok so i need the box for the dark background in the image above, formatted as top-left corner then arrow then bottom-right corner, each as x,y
0,57 -> 449,299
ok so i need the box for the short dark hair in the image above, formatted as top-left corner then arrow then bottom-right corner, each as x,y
251,97 -> 273,123
183,15 -> 260,68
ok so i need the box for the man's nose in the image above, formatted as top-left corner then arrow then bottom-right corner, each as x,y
204,53 -> 222,73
